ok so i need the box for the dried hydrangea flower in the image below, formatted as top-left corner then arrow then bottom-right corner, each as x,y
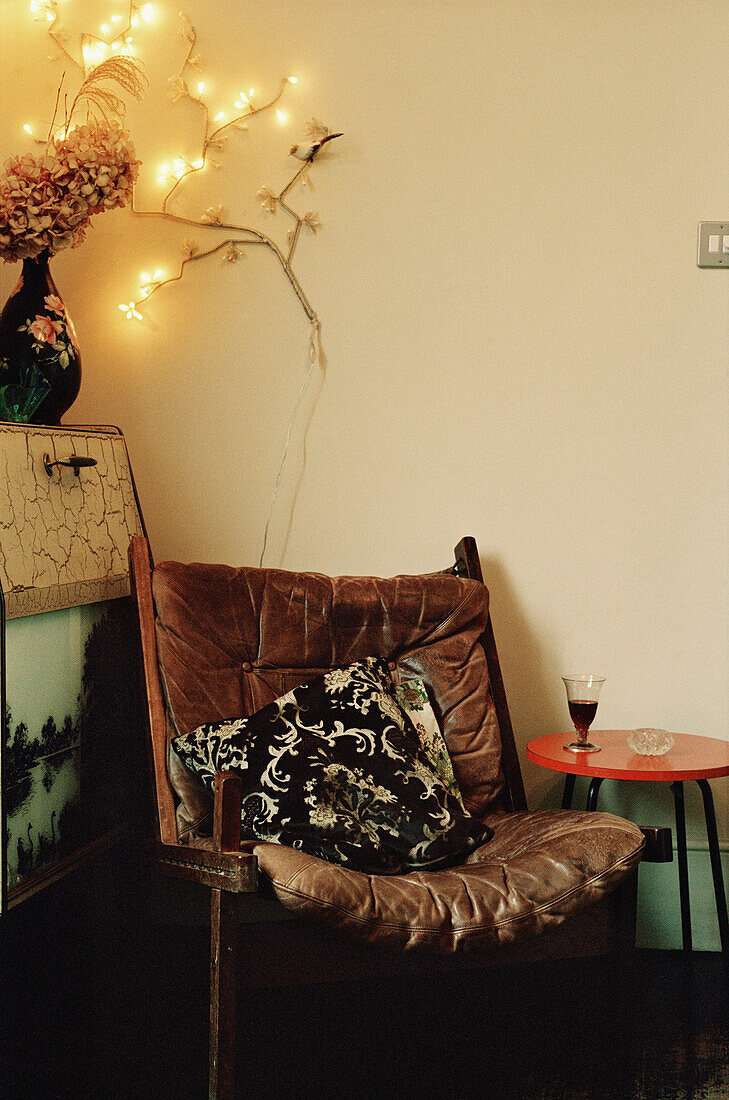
0,121 -> 139,262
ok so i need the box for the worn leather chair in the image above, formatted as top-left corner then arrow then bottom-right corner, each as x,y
129,535 -> 645,1100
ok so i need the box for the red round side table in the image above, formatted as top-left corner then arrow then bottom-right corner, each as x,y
526,730 -> 729,955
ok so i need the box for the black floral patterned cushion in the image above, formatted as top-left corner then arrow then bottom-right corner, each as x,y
171,656 -> 492,873
395,679 -> 465,809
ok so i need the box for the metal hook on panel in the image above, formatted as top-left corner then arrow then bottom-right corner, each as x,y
43,453 -> 98,478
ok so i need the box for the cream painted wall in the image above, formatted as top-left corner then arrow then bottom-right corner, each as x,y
1,1 -> 728,946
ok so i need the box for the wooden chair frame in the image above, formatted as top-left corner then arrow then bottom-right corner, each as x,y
129,535 -> 638,1100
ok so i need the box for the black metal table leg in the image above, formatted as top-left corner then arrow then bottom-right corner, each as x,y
562,773 -> 576,809
696,778 -> 729,955
586,776 -> 604,811
671,781 -> 692,952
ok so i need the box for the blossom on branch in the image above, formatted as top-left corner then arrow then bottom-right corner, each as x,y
302,211 -> 321,233
303,118 -> 329,143
167,75 -> 188,102
201,204 -> 224,225
178,13 -> 195,44
257,186 -> 277,213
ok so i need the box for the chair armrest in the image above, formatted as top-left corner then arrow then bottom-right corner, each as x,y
151,771 -> 254,893
150,773 -> 255,893
214,772 -> 243,853
152,841 -> 258,893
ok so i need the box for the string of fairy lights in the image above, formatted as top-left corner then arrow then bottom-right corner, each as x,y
27,0 -> 337,336
26,0 -> 340,564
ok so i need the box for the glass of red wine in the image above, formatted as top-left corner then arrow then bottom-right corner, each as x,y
562,675 -> 605,753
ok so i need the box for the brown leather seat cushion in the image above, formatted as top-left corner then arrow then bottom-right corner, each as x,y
248,808 -> 645,953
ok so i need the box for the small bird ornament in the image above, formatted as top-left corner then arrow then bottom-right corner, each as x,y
289,132 -> 343,162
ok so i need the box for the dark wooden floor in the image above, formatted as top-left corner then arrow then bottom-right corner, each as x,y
2,860 -> 727,1099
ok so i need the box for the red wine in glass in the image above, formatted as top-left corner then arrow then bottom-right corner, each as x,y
562,675 -> 605,752
568,699 -> 598,734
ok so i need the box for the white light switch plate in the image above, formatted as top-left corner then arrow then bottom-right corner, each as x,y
697,221 -> 729,267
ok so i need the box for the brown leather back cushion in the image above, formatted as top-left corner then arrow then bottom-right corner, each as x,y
152,562 -> 505,819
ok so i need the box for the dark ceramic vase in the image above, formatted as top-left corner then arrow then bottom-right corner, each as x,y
0,252 -> 81,424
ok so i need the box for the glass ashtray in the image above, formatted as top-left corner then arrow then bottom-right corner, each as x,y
627,728 -> 675,756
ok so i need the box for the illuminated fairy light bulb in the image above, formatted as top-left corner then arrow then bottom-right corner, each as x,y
234,91 -> 250,109
288,77 -> 298,84
139,269 -> 163,297
197,82 -> 205,95
158,163 -> 170,182
83,39 -> 110,68
119,303 -> 142,321
130,3 -> 154,25
30,0 -> 55,22
276,110 -> 287,123
174,159 -> 188,178
111,13 -> 122,22
23,124 -> 34,136
214,112 -> 226,122
101,23 -> 109,34
192,159 -> 204,169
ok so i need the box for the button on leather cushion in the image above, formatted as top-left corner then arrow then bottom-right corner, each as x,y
249,809 -> 645,953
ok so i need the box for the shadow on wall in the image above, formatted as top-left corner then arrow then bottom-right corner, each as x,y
480,555 -> 565,811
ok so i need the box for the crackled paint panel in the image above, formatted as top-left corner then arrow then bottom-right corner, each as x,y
0,424 -> 143,619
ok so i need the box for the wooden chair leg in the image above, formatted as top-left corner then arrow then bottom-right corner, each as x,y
209,772 -> 244,1098
209,886 -> 239,1100
614,867 -> 639,958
